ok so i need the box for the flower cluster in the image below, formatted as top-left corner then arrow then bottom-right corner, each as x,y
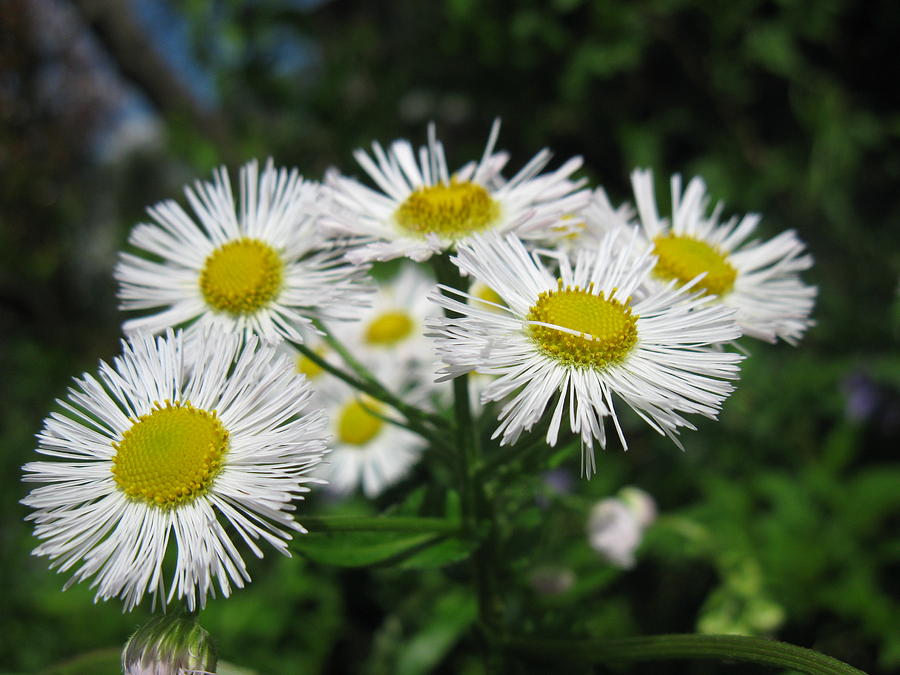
21,121 -> 816,616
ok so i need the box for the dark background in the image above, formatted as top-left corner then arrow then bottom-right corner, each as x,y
2,1 -> 898,673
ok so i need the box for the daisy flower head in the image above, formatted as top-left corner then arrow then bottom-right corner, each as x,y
628,169 -> 817,344
116,159 -> 371,345
22,329 -> 328,611
316,377 -> 425,498
335,262 -> 442,388
323,119 -> 591,263
429,231 -> 743,475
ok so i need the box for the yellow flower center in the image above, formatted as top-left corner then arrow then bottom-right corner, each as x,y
364,311 -> 415,346
296,347 -> 327,380
199,238 -> 284,315
552,213 -> 587,240
526,281 -> 638,369
336,397 -> 384,446
111,401 -> 228,508
394,180 -> 500,239
652,234 -> 737,296
470,282 -> 507,312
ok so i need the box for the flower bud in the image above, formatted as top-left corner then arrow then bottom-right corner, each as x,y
586,498 -> 643,568
587,487 -> 657,568
122,613 -> 217,675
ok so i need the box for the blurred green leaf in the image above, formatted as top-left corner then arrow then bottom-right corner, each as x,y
395,590 -> 477,675
398,536 -> 479,569
38,649 -> 119,675
292,531 -> 445,567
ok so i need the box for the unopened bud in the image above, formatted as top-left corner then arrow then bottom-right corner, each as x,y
587,487 -> 657,569
122,613 -> 217,675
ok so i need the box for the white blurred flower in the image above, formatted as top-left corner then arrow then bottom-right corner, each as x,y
587,487 -> 657,568
336,262 -> 442,389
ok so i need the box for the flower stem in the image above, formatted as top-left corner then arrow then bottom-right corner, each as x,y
432,253 -> 503,661
290,340 -> 450,451
316,322 -> 449,429
501,635 -> 867,674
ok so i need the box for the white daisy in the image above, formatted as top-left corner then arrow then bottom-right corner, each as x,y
21,330 -> 327,611
116,159 -> 370,344
429,231 -> 743,475
623,169 -> 817,344
317,378 -> 425,498
323,120 -> 590,263
334,262 -> 442,389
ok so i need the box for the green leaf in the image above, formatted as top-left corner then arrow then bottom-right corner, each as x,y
396,591 -> 477,675
38,649 -> 119,675
292,531 -> 444,567
398,536 -> 479,569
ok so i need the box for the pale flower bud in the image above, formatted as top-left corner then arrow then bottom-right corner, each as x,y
587,487 -> 657,569
122,613 -> 217,675
586,498 -> 643,568
618,486 -> 657,529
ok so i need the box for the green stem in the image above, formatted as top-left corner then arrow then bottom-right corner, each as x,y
501,635 -> 867,675
476,430 -> 551,480
432,254 -> 503,659
431,255 -> 480,524
314,320 -> 449,429
302,515 -> 462,534
313,319 -> 381,386
291,340 -> 450,452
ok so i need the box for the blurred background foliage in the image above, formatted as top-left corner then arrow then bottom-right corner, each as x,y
1,0 -> 898,673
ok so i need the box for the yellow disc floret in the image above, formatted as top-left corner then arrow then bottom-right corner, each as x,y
112,401 -> 229,508
296,346 -> 327,380
337,397 -> 384,446
470,282 -> 506,312
527,281 -> 638,369
199,238 -> 284,315
394,180 -> 500,239
365,311 -> 415,346
652,234 -> 737,297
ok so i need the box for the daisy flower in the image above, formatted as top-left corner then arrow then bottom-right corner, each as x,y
623,169 -> 817,344
429,232 -> 743,475
336,262 -> 442,388
316,378 -> 425,498
21,330 -> 327,611
116,159 -> 370,344
323,120 -> 590,263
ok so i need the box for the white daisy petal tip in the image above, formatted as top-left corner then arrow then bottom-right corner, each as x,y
21,329 -> 327,611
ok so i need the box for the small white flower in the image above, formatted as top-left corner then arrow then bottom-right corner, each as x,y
429,231 -> 743,475
587,488 -> 657,569
116,159 -> 370,344
605,170 -> 817,344
317,380 -> 425,498
323,120 -> 590,263
22,330 -> 327,611
337,262 -> 443,389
